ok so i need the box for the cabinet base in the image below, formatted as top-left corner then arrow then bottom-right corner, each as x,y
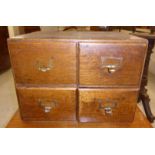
7,106 -> 152,128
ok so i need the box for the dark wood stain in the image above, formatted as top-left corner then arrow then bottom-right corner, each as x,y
8,31 -> 147,123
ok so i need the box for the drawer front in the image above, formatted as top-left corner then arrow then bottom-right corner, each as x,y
17,87 -> 76,121
79,88 -> 138,122
9,41 -> 76,84
79,43 -> 147,87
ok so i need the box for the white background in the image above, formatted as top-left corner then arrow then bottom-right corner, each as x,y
0,0 -> 155,25
0,0 -> 155,155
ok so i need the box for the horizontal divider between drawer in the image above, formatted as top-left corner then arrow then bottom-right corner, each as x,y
16,83 -> 77,89
79,85 -> 139,89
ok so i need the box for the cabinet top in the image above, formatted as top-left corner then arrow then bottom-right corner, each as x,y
9,31 -> 147,43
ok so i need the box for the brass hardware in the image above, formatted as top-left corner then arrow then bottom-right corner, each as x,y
104,107 -> 112,114
105,64 -> 118,73
96,98 -> 117,115
36,58 -> 53,72
100,57 -> 123,74
38,99 -> 58,113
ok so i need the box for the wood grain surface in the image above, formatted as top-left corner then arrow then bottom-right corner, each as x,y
16,87 -> 77,121
9,31 -> 147,43
8,41 -> 77,85
79,43 -> 147,87
79,88 -> 138,122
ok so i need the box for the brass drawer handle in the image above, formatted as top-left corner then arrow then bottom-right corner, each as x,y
104,64 -> 118,74
96,98 -> 117,115
100,57 -> 123,74
104,107 -> 112,115
36,58 -> 53,72
38,99 -> 58,113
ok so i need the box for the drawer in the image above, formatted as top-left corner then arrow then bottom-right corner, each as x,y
8,41 -> 76,84
79,43 -> 147,87
79,88 -> 138,122
16,87 -> 76,121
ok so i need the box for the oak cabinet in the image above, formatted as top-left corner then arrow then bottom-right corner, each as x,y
8,31 -> 147,123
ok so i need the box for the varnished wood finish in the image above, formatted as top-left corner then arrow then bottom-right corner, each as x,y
17,87 -> 76,121
79,43 -> 147,87
79,88 -> 138,122
8,31 -> 148,124
9,31 -> 147,42
8,41 -> 76,84
6,107 -> 152,128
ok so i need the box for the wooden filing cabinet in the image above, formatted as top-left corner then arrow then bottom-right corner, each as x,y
8,31 -> 147,123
